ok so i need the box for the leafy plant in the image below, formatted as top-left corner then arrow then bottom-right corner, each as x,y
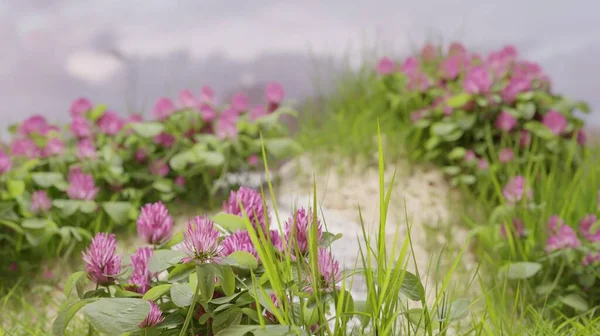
52,132 -> 472,336
52,185 -> 439,335
471,146 -> 600,318
376,42 -> 590,187
0,84 -> 300,284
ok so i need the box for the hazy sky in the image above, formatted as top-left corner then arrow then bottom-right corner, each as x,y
1,0 -> 599,128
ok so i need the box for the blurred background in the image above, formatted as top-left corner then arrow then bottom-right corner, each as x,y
1,0 -> 599,129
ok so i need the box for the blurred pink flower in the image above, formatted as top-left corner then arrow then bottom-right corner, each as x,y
77,138 -> 97,160
0,151 -> 12,174
406,71 -> 431,91
265,82 -> 285,103
485,46 -> 517,79
545,218 -> 581,253
152,97 -> 175,120
67,169 -> 99,200
127,247 -> 153,294
43,267 -> 54,280
463,66 -> 492,94
97,111 -> 125,135
127,113 -> 144,123
135,148 -> 147,163
248,154 -> 259,166
400,57 -> 419,74
514,61 -> 546,83
200,105 -> 217,122
501,77 -> 531,103
200,86 -> 215,103
70,116 -> 93,138
439,55 -> 462,79
284,207 -> 323,255
431,96 -> 453,116
547,215 -> 563,233
216,114 -> 238,140
178,215 -> 221,263
519,130 -> 532,147
223,187 -> 268,233
175,176 -> 186,187
231,93 -> 249,112
579,214 -> 600,242
501,45 -> 518,58
478,159 -> 489,170
542,110 -> 567,135
376,57 -> 395,75
178,89 -> 198,109
495,111 -> 517,132
137,201 -> 174,245
577,129 -> 586,145
149,161 -> 169,177
306,248 -> 342,293
464,150 -> 477,162
582,252 -> 600,266
82,233 -> 121,285
220,230 -> 258,260
19,115 -> 56,136
11,138 -> 41,158
420,43 -> 438,61
502,176 -> 532,204
153,132 -> 175,147
31,190 -> 52,214
69,98 -> 93,117
42,137 -> 64,157
448,42 -> 466,56
499,148 -> 514,163
500,218 -> 525,238
410,109 -> 429,122
139,301 -> 164,328
250,106 -> 268,121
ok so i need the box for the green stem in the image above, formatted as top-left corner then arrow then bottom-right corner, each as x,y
179,265 -> 201,336
88,284 -> 99,336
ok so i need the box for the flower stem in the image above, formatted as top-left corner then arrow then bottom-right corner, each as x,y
88,283 -> 99,336
179,265 -> 201,336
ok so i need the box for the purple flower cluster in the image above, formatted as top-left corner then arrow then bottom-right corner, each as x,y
543,214 -> 600,265
127,247 -> 154,294
150,83 -> 284,143
502,176 -> 533,204
8,115 -> 65,160
545,216 -> 581,253
31,191 -> 52,214
284,207 -> 323,255
223,187 -> 268,233
137,202 -> 174,245
66,167 -> 99,201
0,150 -> 12,174
305,248 -> 342,293
178,215 -> 222,263
139,301 -> 164,328
81,233 -> 121,285
376,42 -> 587,172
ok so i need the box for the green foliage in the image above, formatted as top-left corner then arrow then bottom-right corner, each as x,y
0,87 -> 298,285
376,44 -> 589,187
